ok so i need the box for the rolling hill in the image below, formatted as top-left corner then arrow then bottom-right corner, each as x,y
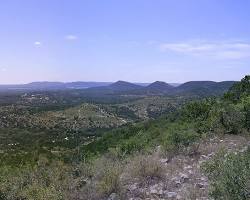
174,81 -> 236,96
96,80 -> 237,96
0,81 -> 112,91
0,80 -> 236,98
107,81 -> 144,91
144,81 -> 174,93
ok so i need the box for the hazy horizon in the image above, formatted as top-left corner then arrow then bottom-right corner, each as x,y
0,79 -> 240,86
0,0 -> 249,84
0,76 -> 242,86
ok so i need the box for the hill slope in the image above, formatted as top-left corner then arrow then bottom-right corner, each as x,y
144,81 -> 174,93
174,81 -> 236,96
108,81 -> 143,91
0,81 -> 112,91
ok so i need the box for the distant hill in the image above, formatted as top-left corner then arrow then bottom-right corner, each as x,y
122,81 -> 175,95
108,81 -> 143,91
65,82 -> 112,89
0,81 -> 112,91
145,81 -> 174,92
174,81 -> 236,96
0,80 -> 236,97
176,81 -> 216,91
103,80 -> 236,96
83,81 -> 144,95
25,82 -> 65,90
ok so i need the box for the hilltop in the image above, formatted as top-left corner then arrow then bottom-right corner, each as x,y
82,80 -> 236,97
0,80 -> 235,97
106,81 -> 144,91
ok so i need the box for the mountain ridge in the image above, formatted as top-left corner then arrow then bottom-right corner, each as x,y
0,80 -> 236,97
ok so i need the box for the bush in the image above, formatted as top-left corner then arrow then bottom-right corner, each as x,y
220,104 -> 245,134
197,104 -> 225,134
127,154 -> 165,181
224,75 -> 250,102
0,161 -> 67,200
97,164 -> 122,196
93,157 -> 123,197
241,96 -> 250,130
203,149 -> 250,200
0,158 -> 96,200
182,99 -> 215,121
162,123 -> 199,156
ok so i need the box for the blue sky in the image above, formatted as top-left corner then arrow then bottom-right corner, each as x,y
0,0 -> 249,84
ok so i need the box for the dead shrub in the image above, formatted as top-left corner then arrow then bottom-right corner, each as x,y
127,154 -> 166,182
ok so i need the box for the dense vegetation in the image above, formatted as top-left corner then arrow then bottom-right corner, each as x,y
0,95 -> 190,167
203,148 -> 250,200
0,75 -> 249,199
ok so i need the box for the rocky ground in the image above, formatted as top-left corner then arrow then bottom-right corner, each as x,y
109,134 -> 250,200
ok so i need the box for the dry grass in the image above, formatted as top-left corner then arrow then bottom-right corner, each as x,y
125,153 -> 166,182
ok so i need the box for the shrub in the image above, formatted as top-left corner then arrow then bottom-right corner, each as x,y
127,154 -> 165,181
97,164 -> 122,196
241,96 -> 250,130
162,124 -> 199,156
19,185 -> 61,200
203,148 -> 250,200
199,104 -> 225,134
0,165 -> 65,200
0,158 -> 80,200
224,75 -> 250,102
220,104 -> 245,134
182,98 -> 215,121
93,157 -> 123,197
